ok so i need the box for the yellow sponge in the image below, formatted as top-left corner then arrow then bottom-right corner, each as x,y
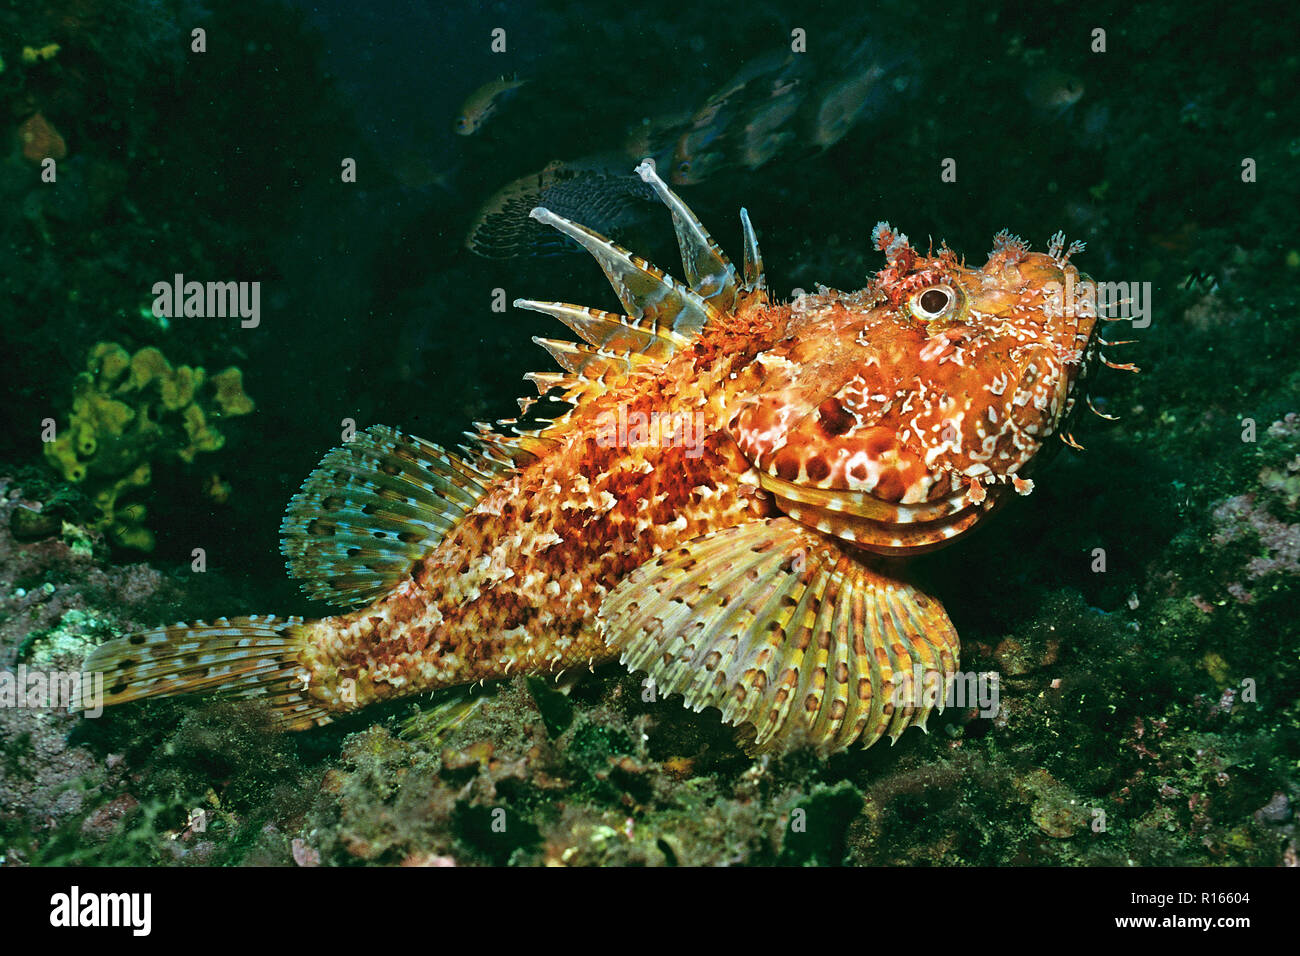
43,342 -> 255,550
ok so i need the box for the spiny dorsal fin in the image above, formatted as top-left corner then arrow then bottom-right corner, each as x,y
635,158 -> 740,311
457,437 -> 523,474
599,517 -> 960,755
79,616 -> 331,731
280,425 -> 504,607
740,208 -> 766,293
529,206 -> 718,338
522,367 -> 624,413
522,371 -> 568,396
514,300 -> 689,361
467,422 -> 560,463
530,335 -> 651,382
515,300 -> 687,414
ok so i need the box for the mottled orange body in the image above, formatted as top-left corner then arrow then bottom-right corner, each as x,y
86,162 -> 1110,755
296,301 -> 787,710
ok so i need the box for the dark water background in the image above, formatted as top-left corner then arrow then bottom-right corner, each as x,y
5,0 -> 1289,582
2,0 -> 1299,868
1,0 -> 1294,636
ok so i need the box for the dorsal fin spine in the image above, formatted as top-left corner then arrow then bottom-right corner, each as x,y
634,157 -> 740,310
528,206 -> 718,338
514,299 -> 688,358
740,208 -> 766,292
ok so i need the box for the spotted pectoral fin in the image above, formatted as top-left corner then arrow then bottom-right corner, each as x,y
598,518 -> 960,755
280,425 -> 506,607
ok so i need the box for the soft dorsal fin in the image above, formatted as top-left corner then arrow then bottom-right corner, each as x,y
280,425 -> 505,607
529,206 -> 718,338
634,158 -> 740,311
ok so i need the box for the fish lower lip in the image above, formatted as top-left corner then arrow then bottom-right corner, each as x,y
757,470 -> 995,554
756,470 -> 967,525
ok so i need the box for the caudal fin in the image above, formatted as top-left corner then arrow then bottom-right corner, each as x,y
78,615 -> 331,730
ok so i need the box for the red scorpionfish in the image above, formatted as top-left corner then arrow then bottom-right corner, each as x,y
82,159 -> 1119,755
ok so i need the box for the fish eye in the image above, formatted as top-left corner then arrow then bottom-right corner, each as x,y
677,160 -> 691,174
911,285 -> 956,320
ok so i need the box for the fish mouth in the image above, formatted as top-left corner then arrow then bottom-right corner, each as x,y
729,391 -> 1001,554
756,469 -> 996,556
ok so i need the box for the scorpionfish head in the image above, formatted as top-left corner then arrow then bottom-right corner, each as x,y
728,223 -> 1101,555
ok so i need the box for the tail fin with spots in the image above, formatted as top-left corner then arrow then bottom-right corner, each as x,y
78,422 -> 512,730
77,615 -> 331,730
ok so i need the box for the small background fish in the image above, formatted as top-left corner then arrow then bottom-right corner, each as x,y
462,33 -> 917,257
464,154 -> 659,257
1023,68 -> 1086,117
455,75 -> 530,135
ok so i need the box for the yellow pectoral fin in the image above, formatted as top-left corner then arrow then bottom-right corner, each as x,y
598,517 -> 960,756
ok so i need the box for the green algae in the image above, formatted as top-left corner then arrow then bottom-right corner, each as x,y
19,607 -> 117,667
